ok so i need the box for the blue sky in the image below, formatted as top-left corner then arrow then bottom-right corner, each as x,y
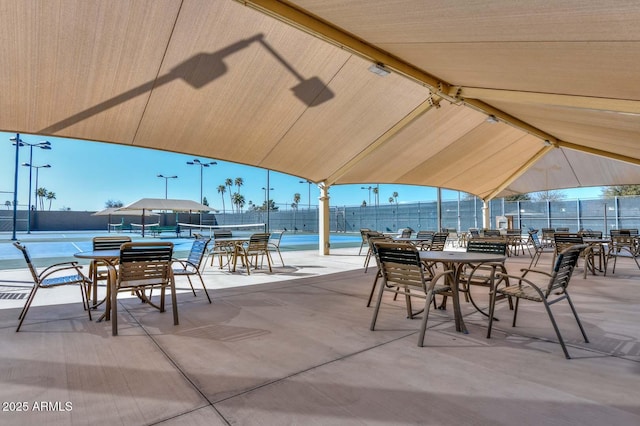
1,131 -> 604,212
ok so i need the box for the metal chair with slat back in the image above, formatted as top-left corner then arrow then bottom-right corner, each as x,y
370,241 -> 454,347
232,233 -> 272,275
112,242 -> 177,336
488,244 -> 590,359
457,240 -> 511,318
89,236 -> 131,307
172,238 -> 211,303
13,241 -> 92,332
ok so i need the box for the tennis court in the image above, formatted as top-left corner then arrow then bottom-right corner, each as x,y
0,231 -> 361,269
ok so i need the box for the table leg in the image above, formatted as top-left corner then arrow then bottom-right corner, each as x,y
451,264 -> 468,334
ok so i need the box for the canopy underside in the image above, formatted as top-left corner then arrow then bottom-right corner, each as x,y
1,0 -> 638,200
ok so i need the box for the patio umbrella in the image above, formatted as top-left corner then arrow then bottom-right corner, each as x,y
118,198 -> 216,237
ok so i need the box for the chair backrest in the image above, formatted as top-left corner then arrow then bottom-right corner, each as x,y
359,228 -> 371,241
469,228 -> 480,238
375,242 -> 426,292
118,242 -> 173,288
400,228 -> 412,238
247,233 -> 270,251
528,230 -> 543,248
365,230 -> 384,242
506,229 -> 521,237
610,234 -> 637,251
554,233 -> 583,253
579,229 -> 603,238
556,227 -> 570,232
268,231 -> 285,247
415,230 -> 434,240
429,232 -> 448,251
213,229 -> 233,238
12,242 -> 40,283
186,238 -> 210,269
93,236 -> 132,251
619,228 -> 638,236
547,244 -> 588,296
484,229 -> 501,237
466,240 -> 507,255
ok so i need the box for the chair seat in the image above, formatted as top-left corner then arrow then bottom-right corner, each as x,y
497,285 -> 543,302
41,274 -> 87,287
172,268 -> 195,275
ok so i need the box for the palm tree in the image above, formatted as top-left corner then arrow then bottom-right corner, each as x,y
217,185 -> 227,213
37,187 -> 47,210
225,178 -> 234,213
234,177 -> 244,195
372,186 -> 379,206
46,191 -> 56,211
4,200 -> 11,210
293,192 -> 301,208
392,191 -> 399,206
388,197 -> 394,204
232,192 -> 245,212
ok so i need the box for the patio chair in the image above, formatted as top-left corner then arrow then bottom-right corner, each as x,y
89,236 -> 131,307
370,242 -> 454,347
414,230 -> 435,250
267,230 -> 286,266
232,233 -> 272,275
365,235 -> 394,307
111,242 -> 177,336
172,238 -> 211,303
358,228 -> 371,255
527,230 -> 551,268
605,234 -> 640,275
13,241 -> 92,332
363,230 -> 384,271
487,244 -> 589,359
400,228 -> 412,238
458,240 -> 511,317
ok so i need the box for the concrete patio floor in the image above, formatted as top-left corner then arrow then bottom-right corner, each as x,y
0,246 -> 639,425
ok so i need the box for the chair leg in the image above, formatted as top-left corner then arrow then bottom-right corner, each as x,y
366,271 -> 381,307
196,273 -> 212,304
170,277 -> 179,326
565,293 -> 589,343
369,279 -> 387,331
542,300 -> 571,359
16,285 -> 40,332
512,298 -> 520,327
186,276 -> 197,297
418,290 -> 435,347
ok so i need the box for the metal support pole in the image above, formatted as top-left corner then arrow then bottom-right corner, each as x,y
11,133 -> 20,240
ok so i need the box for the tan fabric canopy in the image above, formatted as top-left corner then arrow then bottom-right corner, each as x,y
1,1 -> 638,201
119,199 -> 215,213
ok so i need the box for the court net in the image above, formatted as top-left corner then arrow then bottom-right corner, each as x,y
178,222 -> 266,238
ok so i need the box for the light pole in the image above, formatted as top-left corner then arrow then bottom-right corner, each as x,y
299,180 -> 312,210
23,141 -> 53,234
361,186 -> 372,206
186,159 -> 216,204
157,174 -> 178,199
9,135 -> 51,238
29,164 -> 51,212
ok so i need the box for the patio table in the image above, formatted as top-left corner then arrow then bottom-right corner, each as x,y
74,250 -> 119,321
419,250 -> 507,334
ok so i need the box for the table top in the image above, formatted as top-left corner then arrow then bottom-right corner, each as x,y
74,250 -> 120,260
419,250 -> 506,264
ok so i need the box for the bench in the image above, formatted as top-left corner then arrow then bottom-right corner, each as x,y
213,229 -> 232,238
149,225 -> 182,238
